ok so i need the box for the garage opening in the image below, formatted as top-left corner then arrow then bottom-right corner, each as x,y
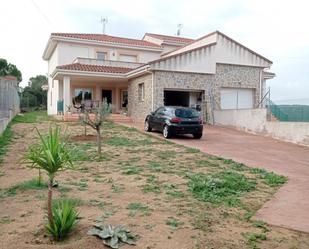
164,90 -> 189,106
164,90 -> 203,110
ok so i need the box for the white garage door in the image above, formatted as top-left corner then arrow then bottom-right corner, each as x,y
220,88 -> 254,110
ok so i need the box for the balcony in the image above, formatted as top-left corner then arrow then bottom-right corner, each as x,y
73,57 -> 145,69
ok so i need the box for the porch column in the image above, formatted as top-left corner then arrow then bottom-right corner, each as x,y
63,76 -> 71,113
95,84 -> 101,101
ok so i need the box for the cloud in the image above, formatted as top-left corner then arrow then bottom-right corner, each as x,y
0,0 -> 308,102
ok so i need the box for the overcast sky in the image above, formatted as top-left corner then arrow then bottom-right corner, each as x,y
0,0 -> 308,103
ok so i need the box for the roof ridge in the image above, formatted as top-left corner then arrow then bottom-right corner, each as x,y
144,32 -> 194,40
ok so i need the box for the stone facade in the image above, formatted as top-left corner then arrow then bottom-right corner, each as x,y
127,63 -> 263,122
128,73 -> 153,122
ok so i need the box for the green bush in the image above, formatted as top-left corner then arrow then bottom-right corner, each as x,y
46,200 -> 79,241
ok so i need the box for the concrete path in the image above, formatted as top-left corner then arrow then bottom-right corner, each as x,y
121,122 -> 309,233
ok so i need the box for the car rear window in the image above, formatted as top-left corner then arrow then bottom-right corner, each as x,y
174,108 -> 200,118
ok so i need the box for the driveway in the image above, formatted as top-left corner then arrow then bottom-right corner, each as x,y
121,122 -> 309,233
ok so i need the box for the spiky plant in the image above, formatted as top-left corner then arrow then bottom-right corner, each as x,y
46,200 -> 79,241
24,127 -> 73,227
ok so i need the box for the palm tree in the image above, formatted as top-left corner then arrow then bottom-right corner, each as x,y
24,127 -> 73,225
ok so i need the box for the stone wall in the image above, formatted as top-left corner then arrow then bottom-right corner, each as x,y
128,73 -> 153,122
127,63 -> 263,122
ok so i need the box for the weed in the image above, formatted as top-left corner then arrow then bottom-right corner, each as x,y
260,172 -> 287,186
127,202 -> 151,217
244,211 -> 255,221
188,170 -> 256,206
166,217 -> 184,229
166,190 -> 185,198
148,161 -> 163,172
252,221 -> 271,232
122,166 -> 143,175
111,183 -> 124,193
192,212 -> 213,232
0,216 -> 11,224
142,184 -> 161,194
243,232 -> 267,248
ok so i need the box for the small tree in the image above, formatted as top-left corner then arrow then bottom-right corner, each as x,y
24,127 -> 73,226
80,99 -> 111,155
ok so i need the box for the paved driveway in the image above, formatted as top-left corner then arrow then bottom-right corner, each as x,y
124,122 -> 309,233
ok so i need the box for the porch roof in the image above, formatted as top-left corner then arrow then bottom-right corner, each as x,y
56,63 -> 133,74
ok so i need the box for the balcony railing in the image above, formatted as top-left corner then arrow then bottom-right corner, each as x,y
73,57 -> 145,69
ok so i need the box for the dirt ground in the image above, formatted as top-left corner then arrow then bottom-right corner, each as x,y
0,119 -> 309,249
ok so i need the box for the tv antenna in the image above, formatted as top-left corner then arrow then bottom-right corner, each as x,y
101,17 -> 108,34
176,24 -> 183,36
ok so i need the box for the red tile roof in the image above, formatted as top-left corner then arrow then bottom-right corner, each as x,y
144,33 -> 194,44
51,33 -> 162,48
56,63 -> 133,74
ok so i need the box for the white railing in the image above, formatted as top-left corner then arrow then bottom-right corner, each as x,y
73,57 -> 145,69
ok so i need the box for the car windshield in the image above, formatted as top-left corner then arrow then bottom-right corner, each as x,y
174,108 -> 200,118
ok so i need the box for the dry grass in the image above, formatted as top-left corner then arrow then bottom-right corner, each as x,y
0,114 -> 308,249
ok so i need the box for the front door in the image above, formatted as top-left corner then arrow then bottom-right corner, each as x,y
102,90 -> 112,104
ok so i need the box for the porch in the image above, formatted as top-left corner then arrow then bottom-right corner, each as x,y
55,75 -> 129,115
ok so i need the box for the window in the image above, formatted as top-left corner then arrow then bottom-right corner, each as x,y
138,83 -> 144,102
74,88 -> 92,103
119,54 -> 137,62
97,52 -> 106,61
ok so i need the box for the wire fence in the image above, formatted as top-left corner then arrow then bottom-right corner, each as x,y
266,99 -> 309,122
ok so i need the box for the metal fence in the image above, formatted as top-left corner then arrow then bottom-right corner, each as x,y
266,99 -> 309,122
0,77 -> 20,118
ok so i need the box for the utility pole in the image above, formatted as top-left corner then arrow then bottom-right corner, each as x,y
101,17 -> 108,34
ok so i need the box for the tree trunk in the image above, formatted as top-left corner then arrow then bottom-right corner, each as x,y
96,126 -> 101,155
84,123 -> 87,136
47,179 -> 54,225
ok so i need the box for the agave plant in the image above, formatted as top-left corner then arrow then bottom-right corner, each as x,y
46,200 -> 79,241
87,224 -> 137,248
24,127 -> 73,227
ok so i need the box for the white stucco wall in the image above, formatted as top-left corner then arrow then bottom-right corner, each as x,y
214,109 -> 267,133
214,109 -> 309,146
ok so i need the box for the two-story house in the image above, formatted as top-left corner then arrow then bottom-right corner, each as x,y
43,31 -> 274,122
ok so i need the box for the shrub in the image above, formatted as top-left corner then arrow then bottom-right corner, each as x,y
46,200 -> 79,241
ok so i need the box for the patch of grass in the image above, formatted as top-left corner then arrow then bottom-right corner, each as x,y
127,202 -> 151,217
192,212 -> 213,232
243,211 -> 255,221
243,232 -> 267,248
185,148 -> 200,153
252,221 -> 271,232
166,190 -> 185,198
166,217 -> 184,229
187,170 -> 256,206
146,175 -> 158,183
148,161 -> 163,172
196,159 -> 219,168
5,178 -> 48,196
0,125 -> 13,164
12,111 -> 49,124
142,184 -> 161,194
250,168 -> 287,186
111,183 -> 124,193
157,150 -> 176,160
122,166 -> 143,175
0,216 -> 11,224
260,172 -> 287,186
105,137 -> 153,147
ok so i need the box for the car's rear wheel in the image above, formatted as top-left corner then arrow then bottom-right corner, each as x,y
144,119 -> 152,132
193,133 -> 203,139
163,125 -> 172,139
